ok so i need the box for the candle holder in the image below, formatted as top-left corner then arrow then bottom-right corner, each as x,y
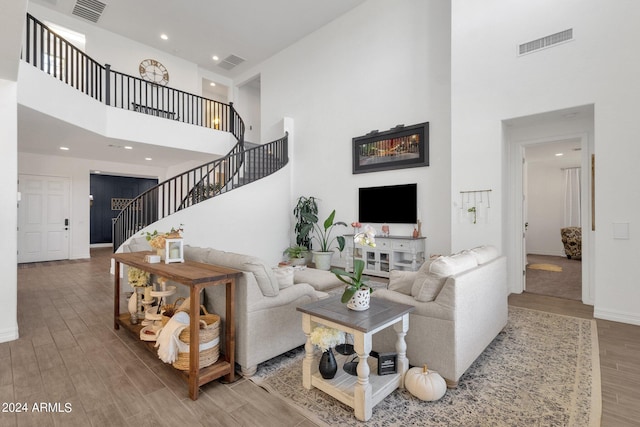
164,238 -> 184,264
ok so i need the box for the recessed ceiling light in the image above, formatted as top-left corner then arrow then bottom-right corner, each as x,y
145,157 -> 152,161
212,55 -> 219,61
124,146 -> 133,150
59,146 -> 69,151
555,153 -> 564,156
160,34 -> 168,40
210,82 -> 216,87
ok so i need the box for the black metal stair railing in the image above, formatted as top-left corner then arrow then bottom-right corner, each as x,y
113,133 -> 288,250
22,13 -> 242,141
20,13 -> 290,251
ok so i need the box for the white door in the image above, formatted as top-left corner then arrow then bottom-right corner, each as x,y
522,157 -> 528,290
18,175 -> 70,263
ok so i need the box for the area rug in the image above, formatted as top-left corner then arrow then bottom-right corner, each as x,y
250,307 -> 601,426
528,263 -> 563,272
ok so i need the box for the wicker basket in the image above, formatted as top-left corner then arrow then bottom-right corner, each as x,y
161,297 -> 186,327
172,314 -> 220,371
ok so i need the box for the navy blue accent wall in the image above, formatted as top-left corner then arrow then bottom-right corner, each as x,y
90,174 -> 158,244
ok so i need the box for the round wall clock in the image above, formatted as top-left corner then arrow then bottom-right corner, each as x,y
139,59 -> 169,85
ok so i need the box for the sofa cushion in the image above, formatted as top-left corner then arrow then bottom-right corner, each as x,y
273,266 -> 294,289
294,268 -> 344,292
126,236 -> 152,252
192,247 -> 280,297
469,245 -> 499,264
411,252 -> 478,302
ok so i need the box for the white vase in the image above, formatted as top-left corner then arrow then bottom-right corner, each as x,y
312,251 -> 333,270
347,288 -> 370,311
128,291 -> 137,315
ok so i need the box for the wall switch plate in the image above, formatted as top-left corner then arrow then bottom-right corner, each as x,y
612,222 -> 630,240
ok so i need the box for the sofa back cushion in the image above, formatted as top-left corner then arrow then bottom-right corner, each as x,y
411,252 -> 478,302
469,245 -> 499,264
185,246 -> 280,297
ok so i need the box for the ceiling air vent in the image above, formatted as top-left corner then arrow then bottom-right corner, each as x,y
72,0 -> 107,23
518,29 -> 573,56
218,54 -> 246,71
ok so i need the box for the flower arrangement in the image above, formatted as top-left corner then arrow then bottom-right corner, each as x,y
128,267 -> 150,287
310,326 -> 345,352
142,224 -> 184,249
332,224 -> 377,303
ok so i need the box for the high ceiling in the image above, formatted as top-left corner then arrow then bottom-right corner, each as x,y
21,0 -> 366,169
29,0 -> 366,78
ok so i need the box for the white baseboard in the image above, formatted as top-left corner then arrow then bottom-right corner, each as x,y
90,243 -> 113,248
0,325 -> 19,343
594,307 -> 640,326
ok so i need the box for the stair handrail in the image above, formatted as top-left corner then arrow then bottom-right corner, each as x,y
113,133 -> 288,251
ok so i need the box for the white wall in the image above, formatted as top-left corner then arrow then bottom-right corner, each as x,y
237,0 -> 452,261
0,80 -> 19,342
452,0 -> 640,324
526,162 -> 566,256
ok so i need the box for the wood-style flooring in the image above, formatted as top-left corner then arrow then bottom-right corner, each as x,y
2,248 -> 638,426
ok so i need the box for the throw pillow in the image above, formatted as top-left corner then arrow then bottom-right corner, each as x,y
272,266 -> 294,289
411,252 -> 478,302
469,245 -> 499,264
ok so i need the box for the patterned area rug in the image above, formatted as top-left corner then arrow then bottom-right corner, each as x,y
250,307 -> 601,426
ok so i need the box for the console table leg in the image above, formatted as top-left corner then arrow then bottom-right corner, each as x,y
301,314 -> 314,390
394,314 -> 410,388
354,332 -> 372,421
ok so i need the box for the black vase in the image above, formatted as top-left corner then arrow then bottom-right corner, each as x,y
318,348 -> 338,379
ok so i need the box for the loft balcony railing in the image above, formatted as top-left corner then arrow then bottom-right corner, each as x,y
21,13 -> 290,251
22,13 -> 243,139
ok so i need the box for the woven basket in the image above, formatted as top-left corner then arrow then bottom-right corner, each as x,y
172,314 -> 220,371
161,297 -> 186,327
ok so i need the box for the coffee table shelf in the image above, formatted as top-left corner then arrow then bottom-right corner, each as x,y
297,296 -> 414,421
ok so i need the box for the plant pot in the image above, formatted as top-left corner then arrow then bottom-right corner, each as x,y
347,288 -> 371,311
290,257 -> 307,266
312,251 -> 333,271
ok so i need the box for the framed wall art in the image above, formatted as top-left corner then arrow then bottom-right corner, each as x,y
352,122 -> 429,174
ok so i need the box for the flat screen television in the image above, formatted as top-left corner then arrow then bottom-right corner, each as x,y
358,184 -> 417,224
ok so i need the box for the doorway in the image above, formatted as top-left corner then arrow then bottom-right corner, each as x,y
18,174 -> 70,263
524,139 -> 582,300
504,104 -> 594,305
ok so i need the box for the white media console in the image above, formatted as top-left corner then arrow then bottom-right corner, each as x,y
345,235 -> 427,278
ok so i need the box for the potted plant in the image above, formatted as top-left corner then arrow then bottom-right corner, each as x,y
332,225 -> 377,310
293,196 -> 318,250
310,210 -> 347,270
283,245 -> 309,266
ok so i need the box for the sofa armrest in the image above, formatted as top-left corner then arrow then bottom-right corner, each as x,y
249,282 -> 318,311
387,270 -> 417,295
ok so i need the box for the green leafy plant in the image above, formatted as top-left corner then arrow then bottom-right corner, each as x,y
293,196 -> 318,250
332,259 -> 372,303
311,210 -> 347,253
283,245 -> 309,259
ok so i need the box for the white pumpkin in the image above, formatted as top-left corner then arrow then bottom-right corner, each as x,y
405,364 -> 447,401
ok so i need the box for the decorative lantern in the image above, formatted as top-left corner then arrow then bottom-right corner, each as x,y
164,238 -> 184,264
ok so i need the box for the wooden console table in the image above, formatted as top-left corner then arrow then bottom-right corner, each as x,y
112,251 -> 241,400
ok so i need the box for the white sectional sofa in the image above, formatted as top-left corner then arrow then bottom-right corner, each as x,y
372,246 -> 508,387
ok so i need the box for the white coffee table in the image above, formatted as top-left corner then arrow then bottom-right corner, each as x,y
297,296 -> 414,421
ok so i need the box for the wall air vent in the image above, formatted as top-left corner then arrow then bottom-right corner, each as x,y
218,54 -> 246,70
518,29 -> 573,56
72,0 -> 107,23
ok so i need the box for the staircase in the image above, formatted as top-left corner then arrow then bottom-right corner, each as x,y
21,13 -> 289,251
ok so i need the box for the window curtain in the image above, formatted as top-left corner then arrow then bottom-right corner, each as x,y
564,167 -> 581,227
